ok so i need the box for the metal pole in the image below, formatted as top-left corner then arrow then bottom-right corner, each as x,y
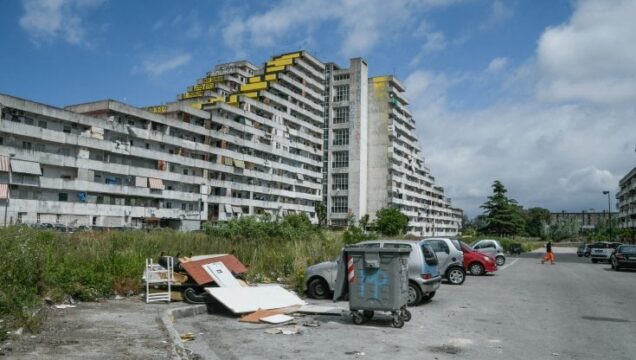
603,190 -> 612,241
607,192 -> 612,241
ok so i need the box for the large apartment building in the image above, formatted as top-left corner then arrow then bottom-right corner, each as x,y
0,50 -> 462,235
617,166 -> 636,231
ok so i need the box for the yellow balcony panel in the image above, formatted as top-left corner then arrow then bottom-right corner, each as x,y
240,81 -> 268,92
201,75 -> 225,84
210,96 -> 226,103
264,74 -> 277,81
248,76 -> 262,83
193,83 -> 216,92
276,52 -> 301,60
145,105 -> 168,113
372,76 -> 391,83
190,103 -> 202,110
228,94 -> 238,103
266,58 -> 294,67
182,90 -> 205,99
240,91 -> 259,98
266,65 -> 286,73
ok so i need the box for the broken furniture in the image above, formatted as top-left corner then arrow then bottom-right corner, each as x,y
144,257 -> 173,303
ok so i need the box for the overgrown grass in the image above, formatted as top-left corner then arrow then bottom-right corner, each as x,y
0,216 -> 346,339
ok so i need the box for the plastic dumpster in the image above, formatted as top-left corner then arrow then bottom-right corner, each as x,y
334,246 -> 412,328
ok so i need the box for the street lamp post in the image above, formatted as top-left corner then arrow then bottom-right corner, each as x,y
602,190 -> 612,241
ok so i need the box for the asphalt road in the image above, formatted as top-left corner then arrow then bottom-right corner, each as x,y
176,249 -> 636,360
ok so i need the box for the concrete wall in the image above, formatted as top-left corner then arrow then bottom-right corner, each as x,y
366,80 -> 390,220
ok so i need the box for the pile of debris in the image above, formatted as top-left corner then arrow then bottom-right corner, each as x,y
143,254 -> 343,325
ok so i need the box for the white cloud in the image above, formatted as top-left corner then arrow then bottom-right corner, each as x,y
480,0 -> 513,30
19,0 -> 104,46
409,93 -> 634,216
537,0 -> 636,104
486,57 -> 508,73
221,0 -> 456,57
141,53 -> 192,77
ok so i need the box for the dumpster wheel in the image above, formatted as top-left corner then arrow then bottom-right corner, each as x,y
401,308 -> 412,322
351,311 -> 365,325
392,313 -> 405,328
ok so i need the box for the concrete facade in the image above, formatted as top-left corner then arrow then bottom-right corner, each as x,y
617,166 -> 636,230
550,210 -> 617,233
0,50 -> 462,234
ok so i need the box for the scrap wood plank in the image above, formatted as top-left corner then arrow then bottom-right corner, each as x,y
240,305 -> 302,323
181,255 -> 248,285
205,286 -> 306,314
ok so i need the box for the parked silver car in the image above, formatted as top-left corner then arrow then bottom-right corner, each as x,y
304,239 -> 442,306
421,237 -> 466,285
471,239 -> 506,266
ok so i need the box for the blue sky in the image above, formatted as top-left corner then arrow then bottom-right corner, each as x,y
1,0 -> 635,217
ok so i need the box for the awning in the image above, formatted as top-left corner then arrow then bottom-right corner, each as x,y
148,177 -> 165,190
10,159 -> 42,175
223,157 -> 234,166
224,204 -> 232,213
233,159 -> 245,169
0,184 -> 9,199
135,176 -> 148,187
232,206 -> 243,214
0,156 -> 10,172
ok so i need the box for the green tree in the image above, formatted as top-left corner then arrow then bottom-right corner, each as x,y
480,180 -> 526,236
359,214 -> 370,231
524,207 -> 551,238
375,207 -> 409,236
314,202 -> 327,228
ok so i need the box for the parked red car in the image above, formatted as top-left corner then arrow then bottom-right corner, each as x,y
452,240 -> 497,276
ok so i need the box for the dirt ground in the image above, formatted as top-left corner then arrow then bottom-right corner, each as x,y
0,298 -> 178,359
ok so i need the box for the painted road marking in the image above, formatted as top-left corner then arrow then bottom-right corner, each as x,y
498,258 -> 519,270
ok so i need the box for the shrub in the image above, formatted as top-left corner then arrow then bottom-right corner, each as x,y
375,207 -> 409,236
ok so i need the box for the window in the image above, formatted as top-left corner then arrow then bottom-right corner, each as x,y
63,126 -> 71,134
22,141 -> 32,150
332,173 -> 348,190
333,107 -> 349,124
333,85 -> 349,102
181,203 -> 186,210
333,129 -> 349,146
334,73 -> 350,81
331,196 -> 348,213
427,240 -> 449,254
38,120 -> 47,129
58,193 -> 68,202
332,151 -> 349,168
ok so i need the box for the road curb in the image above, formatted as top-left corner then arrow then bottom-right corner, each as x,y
160,304 -> 210,360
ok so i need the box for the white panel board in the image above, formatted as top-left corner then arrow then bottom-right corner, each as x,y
205,286 -> 306,314
203,262 -> 241,288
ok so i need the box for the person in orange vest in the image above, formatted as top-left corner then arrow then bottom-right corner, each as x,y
541,241 -> 555,264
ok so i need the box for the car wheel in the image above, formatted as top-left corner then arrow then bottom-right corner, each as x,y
446,267 -> 466,285
496,256 -> 506,266
592,259 -> 598,264
407,282 -> 422,306
307,278 -> 330,300
469,262 -> 485,276
584,253 -> 590,257
612,258 -> 620,271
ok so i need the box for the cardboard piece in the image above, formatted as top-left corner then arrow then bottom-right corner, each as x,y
181,255 -> 247,285
239,306 -> 301,323
205,286 -> 306,314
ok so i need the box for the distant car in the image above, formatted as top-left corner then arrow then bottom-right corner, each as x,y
590,242 -> 622,263
421,237 -> 466,285
454,240 -> 497,276
304,239 -> 442,306
610,244 -> 636,271
471,239 -> 506,266
577,244 -> 591,257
